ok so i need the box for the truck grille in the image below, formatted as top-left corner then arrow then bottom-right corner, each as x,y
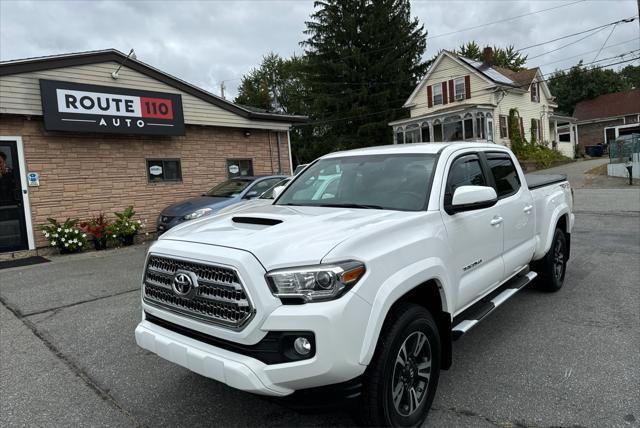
142,255 -> 255,329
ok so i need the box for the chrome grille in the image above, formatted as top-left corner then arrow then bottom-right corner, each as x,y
143,255 -> 255,329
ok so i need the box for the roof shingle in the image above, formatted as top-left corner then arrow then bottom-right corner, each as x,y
573,89 -> 640,121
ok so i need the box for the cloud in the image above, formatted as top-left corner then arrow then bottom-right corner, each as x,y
1,0 -> 637,99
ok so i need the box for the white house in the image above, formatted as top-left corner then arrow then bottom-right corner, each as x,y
389,48 -> 576,158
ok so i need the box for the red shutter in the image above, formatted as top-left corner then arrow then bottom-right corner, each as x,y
464,75 -> 471,99
448,79 -> 454,103
442,82 -> 448,105
427,85 -> 433,108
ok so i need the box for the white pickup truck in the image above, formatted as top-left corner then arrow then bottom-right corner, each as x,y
136,142 -> 574,426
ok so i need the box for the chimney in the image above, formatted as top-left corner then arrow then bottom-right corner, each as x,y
483,47 -> 493,66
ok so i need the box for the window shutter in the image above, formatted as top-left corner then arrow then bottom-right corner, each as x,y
442,82 -> 448,105
448,80 -> 454,103
427,85 -> 433,108
464,75 -> 471,99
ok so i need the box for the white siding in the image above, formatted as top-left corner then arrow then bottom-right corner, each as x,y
409,55 -> 494,118
494,80 -> 553,146
0,62 -> 291,130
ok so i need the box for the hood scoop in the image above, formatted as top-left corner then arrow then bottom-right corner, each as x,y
232,216 -> 282,226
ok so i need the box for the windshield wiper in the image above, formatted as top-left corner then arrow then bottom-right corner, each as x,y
314,203 -> 385,210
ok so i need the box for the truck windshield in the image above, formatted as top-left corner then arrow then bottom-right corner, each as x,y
276,153 -> 437,211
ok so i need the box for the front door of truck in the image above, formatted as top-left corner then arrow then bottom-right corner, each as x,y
441,152 -> 505,312
482,151 -> 536,276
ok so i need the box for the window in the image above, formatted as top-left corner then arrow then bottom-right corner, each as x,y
486,153 -> 520,198
432,84 -> 443,106
443,116 -> 463,141
433,121 -> 443,142
206,178 -> 253,197
276,153 -> 437,211
463,113 -> 473,139
531,119 -> 541,142
147,159 -> 182,182
625,115 -> 639,124
445,154 -> 486,204
530,82 -> 539,103
247,178 -> 284,197
227,159 -> 253,178
421,124 -> 430,143
499,115 -> 508,139
454,77 -> 465,101
605,128 -> 616,144
405,125 -> 420,144
487,114 -> 494,142
476,113 -> 485,139
558,133 -> 571,142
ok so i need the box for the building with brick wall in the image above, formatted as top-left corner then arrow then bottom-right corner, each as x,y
574,89 -> 640,148
0,49 -> 306,253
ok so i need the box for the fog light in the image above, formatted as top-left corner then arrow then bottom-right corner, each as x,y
293,337 -> 312,355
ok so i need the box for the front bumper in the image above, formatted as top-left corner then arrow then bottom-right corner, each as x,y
136,240 -> 372,396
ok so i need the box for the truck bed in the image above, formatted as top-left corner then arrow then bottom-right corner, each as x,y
525,173 -> 567,190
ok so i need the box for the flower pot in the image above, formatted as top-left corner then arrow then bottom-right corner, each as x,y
93,239 -> 107,251
59,247 -> 80,255
122,235 -> 135,246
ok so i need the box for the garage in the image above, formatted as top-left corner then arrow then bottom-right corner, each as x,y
0,49 -> 305,253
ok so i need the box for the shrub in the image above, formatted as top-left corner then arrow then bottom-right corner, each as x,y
79,213 -> 112,249
110,206 -> 143,244
41,218 -> 87,253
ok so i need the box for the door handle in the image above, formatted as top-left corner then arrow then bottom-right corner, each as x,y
490,216 -> 503,226
523,205 -> 533,213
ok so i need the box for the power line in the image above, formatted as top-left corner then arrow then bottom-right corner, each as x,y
426,0 -> 587,40
517,16 -> 637,50
525,26 -> 610,61
592,23 -> 619,62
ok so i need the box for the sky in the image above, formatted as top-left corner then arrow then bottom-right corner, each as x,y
1,0 -> 638,100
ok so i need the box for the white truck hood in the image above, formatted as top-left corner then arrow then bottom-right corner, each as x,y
159,203 -> 410,269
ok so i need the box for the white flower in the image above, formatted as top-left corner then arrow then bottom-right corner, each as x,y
64,243 -> 69,247
73,239 -> 77,243
82,234 -> 86,238
113,234 -> 117,238
145,232 -> 149,236
44,232 -> 49,238
78,242 -> 82,247
137,220 -> 142,224
51,241 -> 57,246
57,228 -> 61,232
61,238 -> 65,242
75,230 -> 79,234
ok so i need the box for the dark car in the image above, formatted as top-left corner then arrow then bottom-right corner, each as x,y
157,175 -> 287,232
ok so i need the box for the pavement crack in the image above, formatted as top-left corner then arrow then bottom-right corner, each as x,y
0,295 -> 147,428
21,288 -> 140,318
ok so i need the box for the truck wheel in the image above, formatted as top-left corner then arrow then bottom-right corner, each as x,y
534,228 -> 567,292
359,303 -> 440,427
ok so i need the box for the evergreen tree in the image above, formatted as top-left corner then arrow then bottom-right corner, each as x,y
298,0 -> 428,161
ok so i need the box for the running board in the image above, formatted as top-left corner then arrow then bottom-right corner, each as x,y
452,271 -> 537,340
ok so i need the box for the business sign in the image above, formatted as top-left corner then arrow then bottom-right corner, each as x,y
40,79 -> 185,136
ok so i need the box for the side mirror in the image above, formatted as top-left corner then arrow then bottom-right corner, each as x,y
244,190 -> 258,199
271,186 -> 285,199
445,185 -> 497,214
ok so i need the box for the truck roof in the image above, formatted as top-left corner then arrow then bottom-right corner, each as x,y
322,142 -> 507,158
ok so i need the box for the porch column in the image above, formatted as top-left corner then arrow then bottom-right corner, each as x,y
428,122 -> 434,143
554,120 -> 558,144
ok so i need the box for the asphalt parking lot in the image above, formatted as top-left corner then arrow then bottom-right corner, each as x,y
1,159 -> 639,427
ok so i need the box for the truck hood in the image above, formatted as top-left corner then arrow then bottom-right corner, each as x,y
159,203 -> 411,269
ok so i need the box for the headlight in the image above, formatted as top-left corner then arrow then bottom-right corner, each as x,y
265,261 -> 365,302
182,208 -> 213,220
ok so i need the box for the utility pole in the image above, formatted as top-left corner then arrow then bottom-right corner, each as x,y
271,71 -> 283,173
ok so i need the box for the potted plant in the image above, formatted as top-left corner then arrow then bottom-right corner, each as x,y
41,218 -> 87,254
110,206 -> 143,246
80,213 -> 111,251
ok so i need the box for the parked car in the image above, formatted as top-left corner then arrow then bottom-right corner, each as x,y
137,143 -> 574,426
293,163 -> 308,175
216,177 -> 293,215
156,175 -> 286,232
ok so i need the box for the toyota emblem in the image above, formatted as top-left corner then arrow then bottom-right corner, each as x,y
172,270 -> 198,299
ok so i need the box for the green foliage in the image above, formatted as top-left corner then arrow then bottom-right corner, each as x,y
41,218 -> 87,253
548,61 -> 633,114
530,118 -> 538,146
517,145 -> 568,169
234,53 -> 307,115
110,206 -> 143,240
619,65 -> 640,88
507,108 -> 526,155
456,41 -> 528,71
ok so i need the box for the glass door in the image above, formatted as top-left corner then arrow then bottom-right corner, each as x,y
0,141 -> 28,252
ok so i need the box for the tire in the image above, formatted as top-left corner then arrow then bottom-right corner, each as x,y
533,227 -> 567,292
359,303 -> 440,427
